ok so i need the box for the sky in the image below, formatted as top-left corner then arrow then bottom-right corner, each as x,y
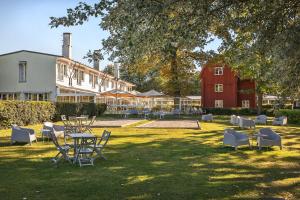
0,0 -> 221,69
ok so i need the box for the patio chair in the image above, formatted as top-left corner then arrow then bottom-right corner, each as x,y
93,130 -> 111,160
199,108 -> 206,115
172,109 -> 181,117
223,129 -> 250,150
202,114 -> 213,122
82,116 -> 96,133
257,128 -> 282,150
142,109 -> 151,119
230,115 -> 239,125
154,111 -> 166,119
49,129 -> 72,166
42,122 -> 64,142
239,117 -> 255,129
255,115 -> 267,125
272,116 -> 287,126
124,109 -> 139,118
11,125 -> 37,145
75,136 -> 97,167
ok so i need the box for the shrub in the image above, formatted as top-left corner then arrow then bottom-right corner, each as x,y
0,101 -> 55,128
274,109 -> 300,124
204,107 -> 257,115
54,102 -> 106,120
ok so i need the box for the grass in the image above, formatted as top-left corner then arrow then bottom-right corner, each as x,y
0,116 -> 299,199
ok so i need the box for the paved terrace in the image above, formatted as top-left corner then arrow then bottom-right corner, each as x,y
136,120 -> 200,129
92,119 -> 142,127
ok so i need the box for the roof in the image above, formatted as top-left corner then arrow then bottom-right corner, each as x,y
139,90 -> 165,97
186,96 -> 201,100
130,90 -> 142,95
0,50 -> 62,58
100,89 -> 136,97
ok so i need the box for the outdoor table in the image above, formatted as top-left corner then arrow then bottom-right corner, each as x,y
68,133 -> 96,164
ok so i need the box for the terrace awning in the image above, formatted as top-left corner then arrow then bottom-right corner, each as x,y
100,89 -> 136,98
138,89 -> 165,97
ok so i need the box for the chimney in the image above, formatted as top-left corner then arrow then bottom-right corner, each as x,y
62,33 -> 72,59
114,63 -> 120,79
93,50 -> 100,71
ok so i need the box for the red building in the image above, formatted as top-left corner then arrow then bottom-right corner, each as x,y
200,64 -> 256,109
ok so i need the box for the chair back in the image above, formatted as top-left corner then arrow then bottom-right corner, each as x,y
89,116 -> 96,126
61,115 -> 67,121
49,128 -> 63,151
280,116 -> 287,124
224,128 -> 236,135
230,115 -> 236,124
43,122 -> 53,130
79,136 -> 97,151
259,128 -> 280,140
97,130 -> 111,147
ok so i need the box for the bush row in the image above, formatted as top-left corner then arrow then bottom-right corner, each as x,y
204,107 -> 275,116
274,109 -> 300,124
0,101 -> 56,128
0,101 -> 107,128
53,102 -> 107,121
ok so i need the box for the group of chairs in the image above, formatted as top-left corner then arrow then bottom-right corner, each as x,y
47,115 -> 110,167
223,128 -> 282,150
231,114 -> 287,129
11,115 -> 111,167
50,128 -> 111,167
225,114 -> 286,150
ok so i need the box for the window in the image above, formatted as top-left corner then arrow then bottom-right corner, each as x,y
63,65 -> 68,77
80,71 -> 84,81
19,61 -> 27,82
92,75 -> 98,88
24,93 -> 50,101
112,81 -> 115,89
214,84 -> 223,92
215,100 -> 223,108
242,100 -> 250,108
0,93 -> 20,100
57,64 -> 64,81
214,67 -> 223,75
89,74 -> 93,84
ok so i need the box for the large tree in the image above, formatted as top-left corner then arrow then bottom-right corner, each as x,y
50,0 -> 221,98
216,0 -> 300,101
50,0 -> 300,107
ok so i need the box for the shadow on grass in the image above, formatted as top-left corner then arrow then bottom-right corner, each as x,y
0,135 -> 299,200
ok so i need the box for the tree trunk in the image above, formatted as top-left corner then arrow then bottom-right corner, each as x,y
170,47 -> 181,109
257,92 -> 263,114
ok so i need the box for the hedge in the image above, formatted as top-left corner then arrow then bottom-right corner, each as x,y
274,109 -> 300,124
0,101 -> 55,128
53,102 -> 107,121
204,107 -> 275,116
0,101 -> 107,128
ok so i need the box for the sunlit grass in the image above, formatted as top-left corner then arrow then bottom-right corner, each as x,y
0,116 -> 299,199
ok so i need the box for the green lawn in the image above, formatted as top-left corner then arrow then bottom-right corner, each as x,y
0,116 -> 299,199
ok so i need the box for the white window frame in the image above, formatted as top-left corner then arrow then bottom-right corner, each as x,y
19,61 -> 27,82
214,84 -> 223,92
215,100 -> 223,108
242,100 -> 250,108
214,67 -> 223,75
63,65 -> 68,77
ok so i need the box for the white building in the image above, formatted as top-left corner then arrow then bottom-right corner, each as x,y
0,33 -> 134,102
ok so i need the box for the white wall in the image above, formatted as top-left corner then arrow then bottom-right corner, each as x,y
0,51 -> 57,100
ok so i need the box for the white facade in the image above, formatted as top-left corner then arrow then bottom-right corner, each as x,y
0,50 -> 134,102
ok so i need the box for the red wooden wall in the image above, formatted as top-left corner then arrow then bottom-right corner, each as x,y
200,64 -> 256,109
